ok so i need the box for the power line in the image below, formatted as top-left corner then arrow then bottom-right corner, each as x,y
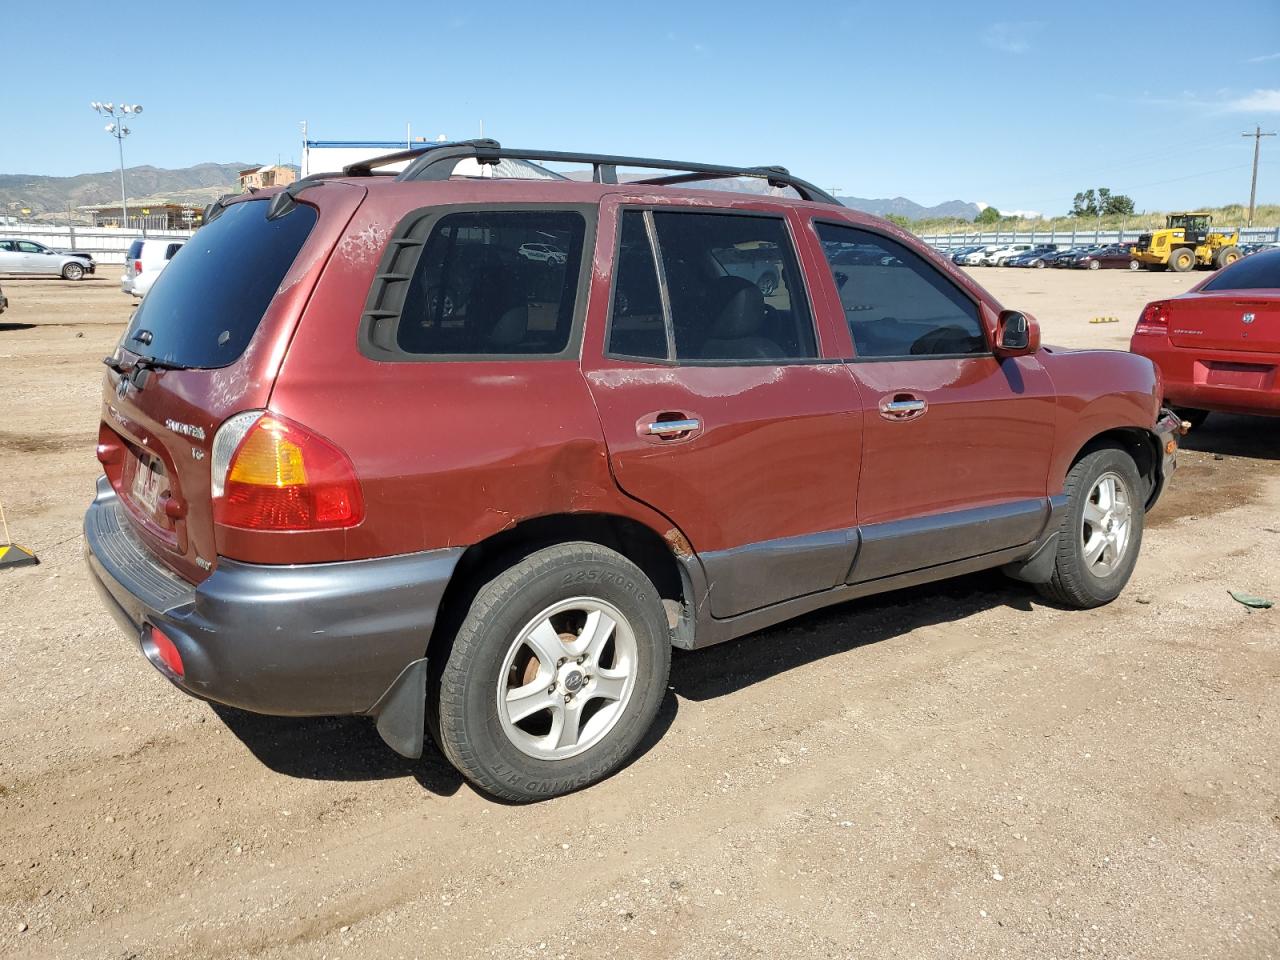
1242,126 -> 1276,226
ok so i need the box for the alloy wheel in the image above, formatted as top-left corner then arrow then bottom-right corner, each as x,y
496,597 -> 638,761
1081,472 -> 1133,577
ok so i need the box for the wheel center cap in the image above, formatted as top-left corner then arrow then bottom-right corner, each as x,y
562,669 -> 584,694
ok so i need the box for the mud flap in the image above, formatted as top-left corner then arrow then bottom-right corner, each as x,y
1001,532 -> 1060,584
372,658 -> 427,759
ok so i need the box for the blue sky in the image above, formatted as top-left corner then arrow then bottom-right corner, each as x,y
3,0 -> 1278,216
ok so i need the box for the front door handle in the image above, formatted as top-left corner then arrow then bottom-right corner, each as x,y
646,418 -> 700,436
636,412 -> 703,443
879,393 -> 928,421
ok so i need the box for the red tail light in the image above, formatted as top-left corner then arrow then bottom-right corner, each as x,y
134,259 -> 143,274
212,412 -> 364,531
1135,300 -> 1170,335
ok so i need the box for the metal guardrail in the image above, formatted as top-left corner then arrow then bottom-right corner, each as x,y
0,221 -> 196,264
921,226 -> 1280,250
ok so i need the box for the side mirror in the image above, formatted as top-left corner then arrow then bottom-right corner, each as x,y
995,310 -> 1040,357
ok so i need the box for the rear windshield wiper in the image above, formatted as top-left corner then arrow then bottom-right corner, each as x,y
102,354 -> 189,373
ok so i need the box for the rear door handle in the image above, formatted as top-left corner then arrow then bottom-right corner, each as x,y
646,418 -> 700,435
879,393 -> 928,421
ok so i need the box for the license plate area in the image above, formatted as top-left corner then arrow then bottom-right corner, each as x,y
1194,360 -> 1275,390
126,452 -> 169,523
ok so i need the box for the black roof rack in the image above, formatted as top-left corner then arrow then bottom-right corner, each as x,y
339,139 -> 839,205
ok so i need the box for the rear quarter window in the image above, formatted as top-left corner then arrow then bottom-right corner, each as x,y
121,200 -> 317,368
360,207 -> 590,360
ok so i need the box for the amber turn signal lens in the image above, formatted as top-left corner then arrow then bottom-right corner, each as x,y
1165,440 -> 1177,455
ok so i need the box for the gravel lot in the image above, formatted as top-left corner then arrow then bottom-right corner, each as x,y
0,269 -> 1277,960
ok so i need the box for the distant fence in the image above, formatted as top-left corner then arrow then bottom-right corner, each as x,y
922,226 -> 1280,251
0,221 -> 196,264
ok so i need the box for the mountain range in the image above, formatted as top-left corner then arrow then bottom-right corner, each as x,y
1,162 -> 981,223
0,163 -> 263,219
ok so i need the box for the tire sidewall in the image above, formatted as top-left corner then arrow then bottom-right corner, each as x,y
63,263 -> 83,281
440,546 -> 670,800
1060,448 -> 1145,605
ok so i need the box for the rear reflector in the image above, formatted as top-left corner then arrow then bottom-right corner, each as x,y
145,624 -> 184,678
212,412 -> 364,531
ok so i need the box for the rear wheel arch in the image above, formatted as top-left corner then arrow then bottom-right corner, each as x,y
429,513 -> 691,661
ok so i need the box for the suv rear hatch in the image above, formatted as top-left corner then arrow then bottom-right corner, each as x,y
97,182 -> 366,583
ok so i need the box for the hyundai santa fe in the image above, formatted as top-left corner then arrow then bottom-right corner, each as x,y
85,140 -> 1181,801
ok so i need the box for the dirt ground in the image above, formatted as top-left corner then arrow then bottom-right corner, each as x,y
0,269 -> 1277,960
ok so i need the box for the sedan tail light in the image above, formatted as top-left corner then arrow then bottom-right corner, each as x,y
211,411 -> 364,531
1135,300 -> 1170,335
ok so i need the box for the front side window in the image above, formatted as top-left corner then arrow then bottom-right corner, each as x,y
397,210 -> 586,356
17,241 -> 43,254
650,211 -> 817,362
816,223 -> 988,359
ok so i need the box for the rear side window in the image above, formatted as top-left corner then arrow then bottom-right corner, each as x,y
123,200 -> 317,368
127,240 -> 143,260
816,223 -> 987,359
164,243 -> 183,260
396,210 -> 586,356
1201,251 -> 1280,291
606,211 -> 667,360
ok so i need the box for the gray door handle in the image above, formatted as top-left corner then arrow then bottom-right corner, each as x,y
882,400 -> 925,414
646,419 -> 701,436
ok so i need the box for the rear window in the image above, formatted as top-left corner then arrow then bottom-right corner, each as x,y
1201,251 -> 1280,291
122,200 -> 317,368
395,209 -> 586,356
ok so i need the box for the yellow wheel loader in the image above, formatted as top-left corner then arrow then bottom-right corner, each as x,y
1132,213 -> 1241,272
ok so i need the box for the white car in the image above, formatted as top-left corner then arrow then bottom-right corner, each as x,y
121,238 -> 185,298
956,245 -> 1000,267
517,242 -> 567,264
0,238 -> 97,280
981,243 -> 1034,266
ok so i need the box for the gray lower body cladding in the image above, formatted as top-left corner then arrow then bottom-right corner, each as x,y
84,477 -> 462,718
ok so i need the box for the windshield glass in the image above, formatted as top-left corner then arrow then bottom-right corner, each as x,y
122,200 -> 317,368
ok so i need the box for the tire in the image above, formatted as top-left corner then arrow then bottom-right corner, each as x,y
1088,259 -> 1101,270
434,542 -> 671,802
1128,259 -> 1140,271
62,261 -> 85,281
1168,248 -> 1195,273
1034,260 -> 1047,269
1036,446 -> 1145,609
1171,406 -> 1210,430
1214,246 -> 1240,270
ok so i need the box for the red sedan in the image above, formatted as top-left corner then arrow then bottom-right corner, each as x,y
1131,249 -> 1279,425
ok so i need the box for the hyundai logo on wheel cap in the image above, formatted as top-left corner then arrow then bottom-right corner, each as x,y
1242,312 -> 1256,325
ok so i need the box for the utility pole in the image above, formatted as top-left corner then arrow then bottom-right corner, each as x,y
1242,125 -> 1276,227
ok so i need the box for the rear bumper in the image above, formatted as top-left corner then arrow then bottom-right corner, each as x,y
1150,407 -> 1181,508
84,477 -> 463,717
1131,335 -> 1280,416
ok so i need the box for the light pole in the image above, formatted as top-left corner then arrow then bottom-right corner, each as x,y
91,101 -> 143,228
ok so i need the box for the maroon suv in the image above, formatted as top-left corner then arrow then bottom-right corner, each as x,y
85,141 -> 1181,801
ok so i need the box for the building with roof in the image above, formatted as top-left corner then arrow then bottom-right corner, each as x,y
238,164 -> 297,191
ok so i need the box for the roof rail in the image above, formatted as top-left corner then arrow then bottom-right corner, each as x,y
337,139 -> 838,205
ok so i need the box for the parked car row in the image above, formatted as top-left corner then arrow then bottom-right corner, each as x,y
0,238 -> 97,280
942,242 -> 1141,270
